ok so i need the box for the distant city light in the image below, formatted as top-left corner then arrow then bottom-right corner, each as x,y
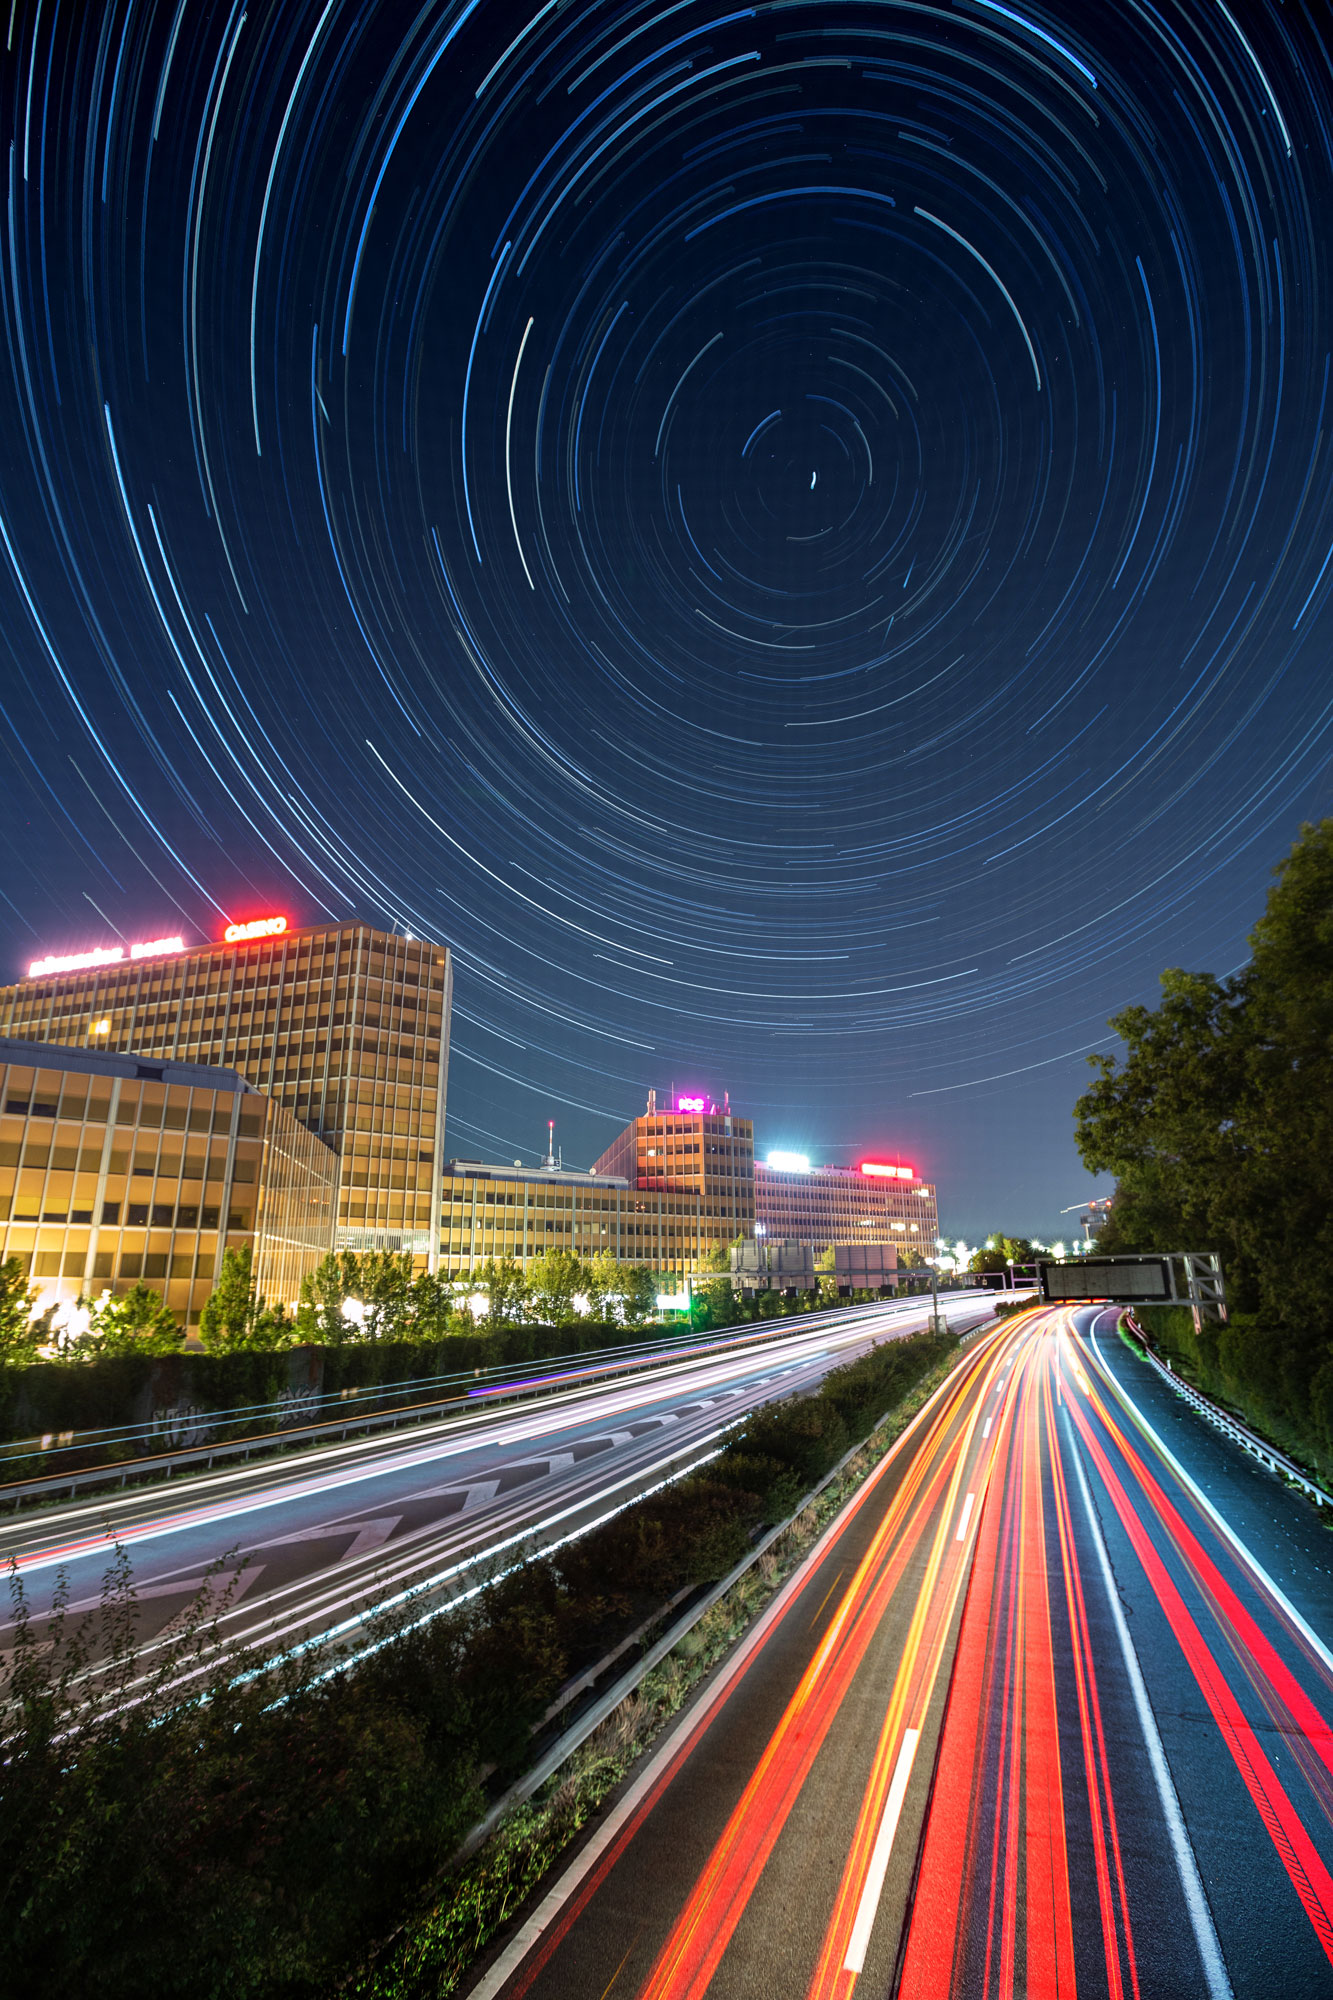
224,914 -> 288,943
766,1150 -> 811,1173
859,1160 -> 915,1181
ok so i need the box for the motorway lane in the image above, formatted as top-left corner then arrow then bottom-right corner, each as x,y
900,1308 -> 1333,1999
0,1295 -> 988,1676
470,1313 -> 1016,2000
477,1306 -> 1333,2000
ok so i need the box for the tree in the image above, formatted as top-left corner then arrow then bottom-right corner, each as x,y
200,1245 -> 256,1352
968,1236 -> 1037,1275
469,1256 -> 527,1330
1074,820 -> 1333,1327
350,1251 -> 415,1340
700,1235 -> 745,1275
619,1264 -> 659,1328
295,1251 -> 363,1345
583,1250 -> 624,1320
199,1246 -> 294,1353
404,1270 -> 459,1339
87,1282 -> 182,1357
524,1248 -> 587,1323
0,1257 -> 39,1366
693,1275 -> 740,1329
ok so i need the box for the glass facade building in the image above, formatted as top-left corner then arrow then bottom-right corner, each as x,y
0,920 -> 451,1268
0,1039 -> 336,1324
753,1161 -> 940,1257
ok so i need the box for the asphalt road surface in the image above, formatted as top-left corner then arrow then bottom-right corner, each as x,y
0,1294 -> 989,1680
475,1305 -> 1333,2000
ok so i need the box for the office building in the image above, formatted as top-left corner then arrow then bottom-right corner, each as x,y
442,1155 -> 717,1275
753,1156 -> 939,1256
0,917 -> 451,1268
590,1089 -> 755,1263
0,1039 -> 336,1325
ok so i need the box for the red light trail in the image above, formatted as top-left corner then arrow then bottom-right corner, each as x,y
487,1306 -> 1333,2000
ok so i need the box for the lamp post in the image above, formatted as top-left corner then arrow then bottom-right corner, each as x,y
931,1237 -> 950,1334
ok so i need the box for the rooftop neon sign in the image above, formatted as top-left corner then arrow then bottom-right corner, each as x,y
674,1094 -> 713,1114
224,915 -> 288,943
28,935 -> 186,979
766,1150 -> 811,1174
860,1161 -> 916,1181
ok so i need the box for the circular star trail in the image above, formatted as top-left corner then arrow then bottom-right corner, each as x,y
1,0 -> 1331,1225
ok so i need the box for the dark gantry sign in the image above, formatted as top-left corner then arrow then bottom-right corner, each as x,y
1039,1257 -> 1173,1302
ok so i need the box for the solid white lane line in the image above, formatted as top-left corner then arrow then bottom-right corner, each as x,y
1087,1324 -> 1333,1679
982,1416 -> 993,1439
843,1728 -> 922,1974
1064,1411 -> 1232,2000
955,1492 -> 975,1542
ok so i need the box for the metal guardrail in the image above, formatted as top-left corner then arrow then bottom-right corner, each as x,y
0,1293 -> 995,1508
1124,1312 -> 1333,1510
0,1318 -> 825,1476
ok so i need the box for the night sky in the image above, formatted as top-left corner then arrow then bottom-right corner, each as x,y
1,0 -> 1331,1243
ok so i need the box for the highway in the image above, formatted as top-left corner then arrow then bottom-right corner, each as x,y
475,1305 -> 1333,2000
0,1294 -> 989,1680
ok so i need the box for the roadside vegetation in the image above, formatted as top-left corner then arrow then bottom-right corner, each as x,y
0,1241 -> 938,1457
1075,817 -> 1333,1479
1,1236 -> 932,1372
0,1324 -> 959,1998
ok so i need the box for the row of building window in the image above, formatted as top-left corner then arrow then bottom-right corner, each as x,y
3,1094 -> 258,1134
19,1249 -> 217,1281
3,1202 -> 250,1229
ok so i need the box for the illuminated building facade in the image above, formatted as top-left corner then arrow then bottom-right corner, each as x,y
753,1158 -> 939,1257
442,1157 -> 719,1274
0,1040 -> 336,1324
0,919 -> 451,1268
590,1090 -> 755,1263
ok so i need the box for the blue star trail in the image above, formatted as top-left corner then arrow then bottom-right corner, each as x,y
0,0 -> 1330,1230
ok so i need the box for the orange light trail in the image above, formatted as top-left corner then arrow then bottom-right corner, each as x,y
633,1326 -> 1023,2000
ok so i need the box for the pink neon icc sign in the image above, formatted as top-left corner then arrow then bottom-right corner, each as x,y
674,1094 -> 715,1115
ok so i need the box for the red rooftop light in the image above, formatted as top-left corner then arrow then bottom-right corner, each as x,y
223,915 -> 288,944
859,1160 -> 915,1181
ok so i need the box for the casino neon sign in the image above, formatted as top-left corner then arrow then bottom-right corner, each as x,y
224,915 -> 288,943
860,1161 -> 916,1181
28,935 -> 186,978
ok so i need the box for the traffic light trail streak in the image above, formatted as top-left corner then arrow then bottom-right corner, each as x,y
486,1308 -> 1333,1999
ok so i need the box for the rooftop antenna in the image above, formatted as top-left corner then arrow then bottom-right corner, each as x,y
647,1086 -> 656,1115
544,1119 -> 557,1171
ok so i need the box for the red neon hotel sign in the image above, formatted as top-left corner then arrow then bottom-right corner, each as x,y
223,915 -> 288,943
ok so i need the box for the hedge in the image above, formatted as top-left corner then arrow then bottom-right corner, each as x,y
0,1320 -> 658,1455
